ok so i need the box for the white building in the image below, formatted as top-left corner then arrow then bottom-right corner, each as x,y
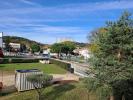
74,48 -> 91,59
9,43 -> 20,50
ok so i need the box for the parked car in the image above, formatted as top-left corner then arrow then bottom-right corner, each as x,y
0,48 -> 4,58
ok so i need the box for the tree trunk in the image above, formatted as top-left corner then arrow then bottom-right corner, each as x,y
122,95 -> 125,100
87,93 -> 90,100
110,96 -> 114,100
38,93 -> 44,100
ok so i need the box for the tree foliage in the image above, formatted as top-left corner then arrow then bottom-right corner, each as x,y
4,36 -> 11,52
61,41 -> 76,55
50,41 -> 76,56
86,11 -> 133,100
31,44 -> 40,53
50,43 -> 63,53
20,44 -> 27,52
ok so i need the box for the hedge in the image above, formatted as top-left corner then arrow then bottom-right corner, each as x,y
50,59 -> 73,72
0,58 -> 44,64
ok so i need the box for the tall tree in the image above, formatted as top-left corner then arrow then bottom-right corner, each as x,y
50,41 -> 76,58
50,43 -> 63,57
4,36 -> 11,52
20,44 -> 27,52
85,11 -> 133,100
31,44 -> 40,53
61,41 -> 76,55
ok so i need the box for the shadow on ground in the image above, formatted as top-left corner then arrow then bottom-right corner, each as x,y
44,84 -> 76,100
0,85 -> 16,96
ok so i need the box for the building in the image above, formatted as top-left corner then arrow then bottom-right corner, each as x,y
9,43 -> 21,51
73,48 -> 91,59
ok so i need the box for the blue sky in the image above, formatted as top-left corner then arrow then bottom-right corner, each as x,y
0,0 -> 133,44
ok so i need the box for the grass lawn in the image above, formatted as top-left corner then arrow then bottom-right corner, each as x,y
0,63 -> 67,74
0,83 -> 96,100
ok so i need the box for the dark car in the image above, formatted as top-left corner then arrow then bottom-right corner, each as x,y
0,48 -> 4,58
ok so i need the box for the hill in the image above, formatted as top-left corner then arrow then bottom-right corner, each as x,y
3,36 -> 48,48
73,42 -> 89,48
3,36 -> 88,49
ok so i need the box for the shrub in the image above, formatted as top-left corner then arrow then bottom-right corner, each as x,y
1,58 -> 43,64
50,59 -> 72,72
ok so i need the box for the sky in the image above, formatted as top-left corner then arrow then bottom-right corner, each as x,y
0,0 -> 133,44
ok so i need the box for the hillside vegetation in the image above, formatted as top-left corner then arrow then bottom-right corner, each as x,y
3,36 -> 48,48
3,36 -> 88,48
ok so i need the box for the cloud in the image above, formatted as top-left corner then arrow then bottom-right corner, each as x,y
0,0 -> 132,26
1,0 -> 133,15
19,0 -> 41,6
33,26 -> 89,34
0,0 -> 133,43
3,25 -> 89,44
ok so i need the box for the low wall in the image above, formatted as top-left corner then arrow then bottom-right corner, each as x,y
71,63 -> 89,77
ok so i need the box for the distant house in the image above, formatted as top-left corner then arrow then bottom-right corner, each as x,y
9,43 -> 21,52
73,48 -> 91,59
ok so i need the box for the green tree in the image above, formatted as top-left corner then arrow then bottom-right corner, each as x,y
85,11 -> 133,100
20,44 -> 27,52
31,44 -> 40,53
27,74 -> 53,100
61,41 -> 76,55
50,42 -> 76,58
50,43 -> 64,57
4,36 -> 11,52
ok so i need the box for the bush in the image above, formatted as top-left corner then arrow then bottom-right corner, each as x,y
1,58 -> 43,64
50,59 -> 72,72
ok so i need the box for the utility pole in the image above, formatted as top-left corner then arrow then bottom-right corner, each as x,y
0,32 -> 3,83
1,32 -> 3,82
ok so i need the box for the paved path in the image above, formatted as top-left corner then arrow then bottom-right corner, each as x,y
2,75 -> 15,87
